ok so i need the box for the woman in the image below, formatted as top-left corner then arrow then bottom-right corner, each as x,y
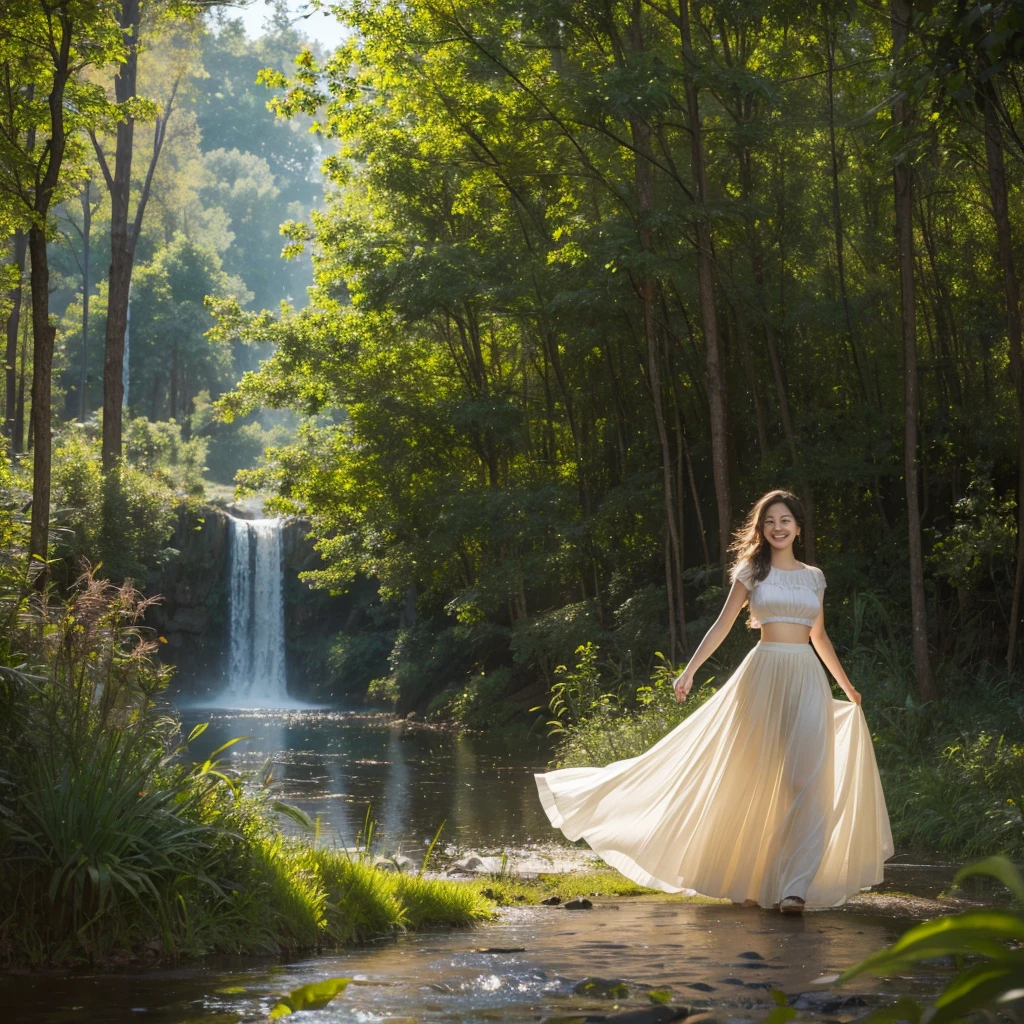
535,490 -> 892,913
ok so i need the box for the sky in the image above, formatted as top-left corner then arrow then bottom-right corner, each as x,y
233,0 -> 350,51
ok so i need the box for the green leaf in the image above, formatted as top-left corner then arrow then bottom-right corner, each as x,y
187,722 -> 209,742
207,736 -> 250,760
762,1006 -> 797,1024
839,912 -> 1024,982
953,856 -> 1024,902
269,977 -> 352,1018
927,959 -> 1024,1024
272,801 -> 315,831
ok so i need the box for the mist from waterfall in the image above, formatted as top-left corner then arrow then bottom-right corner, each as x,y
226,517 -> 289,706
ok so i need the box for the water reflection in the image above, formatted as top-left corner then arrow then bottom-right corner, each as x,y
176,708 -> 557,850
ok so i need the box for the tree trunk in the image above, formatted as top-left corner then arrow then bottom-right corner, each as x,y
4,230 -> 27,449
680,0 -> 731,576
27,227 -> 54,571
627,1 -> 686,656
826,18 -> 870,403
101,0 -> 141,471
79,181 -> 92,422
14,310 -> 28,454
981,86 -> 1024,671
891,0 -> 936,700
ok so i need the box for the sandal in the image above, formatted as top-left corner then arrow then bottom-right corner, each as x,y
779,896 -> 805,915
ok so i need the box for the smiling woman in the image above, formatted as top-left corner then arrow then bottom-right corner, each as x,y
536,490 -> 893,914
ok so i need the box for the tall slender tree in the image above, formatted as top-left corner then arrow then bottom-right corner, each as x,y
891,0 -> 937,700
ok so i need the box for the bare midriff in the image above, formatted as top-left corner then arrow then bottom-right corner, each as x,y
760,622 -> 813,644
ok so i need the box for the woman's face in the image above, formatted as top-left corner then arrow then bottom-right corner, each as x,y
762,501 -> 799,553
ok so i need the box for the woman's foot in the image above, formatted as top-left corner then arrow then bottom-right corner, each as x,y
779,896 -> 805,915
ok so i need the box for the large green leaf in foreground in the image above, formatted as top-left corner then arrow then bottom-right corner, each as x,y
834,857 -> 1024,1024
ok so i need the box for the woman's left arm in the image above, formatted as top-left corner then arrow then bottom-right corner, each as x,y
810,610 -> 862,706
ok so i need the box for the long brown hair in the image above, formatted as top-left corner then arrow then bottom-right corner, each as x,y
729,490 -> 807,585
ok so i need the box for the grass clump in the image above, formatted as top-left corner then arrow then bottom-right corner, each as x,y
468,869 -> 726,906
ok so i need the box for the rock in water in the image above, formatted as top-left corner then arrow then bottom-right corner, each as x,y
541,895 -> 562,905
564,897 -> 593,910
573,977 -> 629,999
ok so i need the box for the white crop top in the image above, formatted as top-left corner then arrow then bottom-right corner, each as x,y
730,561 -> 826,628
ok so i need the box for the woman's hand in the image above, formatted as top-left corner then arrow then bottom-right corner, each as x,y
673,668 -> 695,703
844,686 -> 862,707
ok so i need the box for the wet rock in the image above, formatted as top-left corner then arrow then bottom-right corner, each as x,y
449,852 -> 506,874
787,993 -> 868,1013
602,1008 -> 689,1024
686,983 -> 715,992
744,981 -> 773,990
541,895 -> 562,905
682,1014 -> 721,1024
737,951 -> 765,960
717,978 -> 746,986
573,977 -> 630,999
564,897 -> 594,910
475,946 -> 526,953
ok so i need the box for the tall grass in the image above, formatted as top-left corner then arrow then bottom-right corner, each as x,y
0,567 -> 489,965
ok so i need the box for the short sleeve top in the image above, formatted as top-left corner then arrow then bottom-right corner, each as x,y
730,561 -> 826,628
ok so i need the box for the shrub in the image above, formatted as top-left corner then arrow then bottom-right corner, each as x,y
124,416 -> 208,496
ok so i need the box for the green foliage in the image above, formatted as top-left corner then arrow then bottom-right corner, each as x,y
366,674 -> 400,709
130,235 -> 248,423
434,666 -> 518,729
124,417 -> 208,495
553,653 -> 720,769
546,643 -> 612,736
830,857 -> 1024,1024
326,629 -> 395,699
52,427 -> 104,559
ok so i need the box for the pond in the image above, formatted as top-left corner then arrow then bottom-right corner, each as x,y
175,707 -> 558,854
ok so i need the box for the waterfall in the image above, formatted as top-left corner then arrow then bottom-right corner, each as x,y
226,517 -> 288,705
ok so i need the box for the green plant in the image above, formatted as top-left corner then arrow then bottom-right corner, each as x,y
270,977 -> 352,1018
827,856 -> 1024,1024
544,642 -> 615,737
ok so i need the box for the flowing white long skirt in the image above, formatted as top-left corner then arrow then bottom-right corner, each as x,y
535,641 -> 893,908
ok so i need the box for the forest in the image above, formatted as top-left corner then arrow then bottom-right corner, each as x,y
4,0 -> 1024,973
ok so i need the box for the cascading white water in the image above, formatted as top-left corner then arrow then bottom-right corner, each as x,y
226,517 -> 288,705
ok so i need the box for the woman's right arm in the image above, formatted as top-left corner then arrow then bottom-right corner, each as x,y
673,581 -> 750,702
